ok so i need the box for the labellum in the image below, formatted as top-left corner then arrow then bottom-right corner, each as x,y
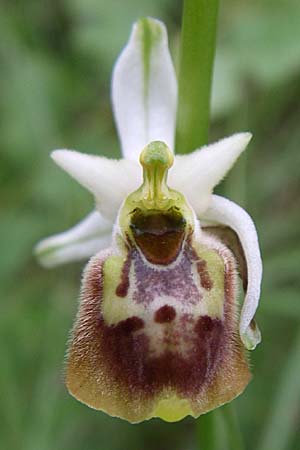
66,142 -> 250,423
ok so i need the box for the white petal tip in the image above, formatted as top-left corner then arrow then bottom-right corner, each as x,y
237,131 -> 252,145
34,239 -> 61,268
34,211 -> 113,268
51,148 -> 66,158
50,149 -> 99,196
241,320 -> 262,351
224,132 -> 252,150
129,18 -> 167,54
132,17 -> 166,35
34,233 -> 111,268
51,149 -> 78,168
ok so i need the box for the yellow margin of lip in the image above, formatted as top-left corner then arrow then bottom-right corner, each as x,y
153,395 -> 192,422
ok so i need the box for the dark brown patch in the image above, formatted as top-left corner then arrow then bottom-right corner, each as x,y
134,231 -> 185,265
154,305 -> 176,323
101,314 -> 224,397
197,260 -> 213,290
114,316 -> 144,333
130,208 -> 186,265
115,254 -> 131,297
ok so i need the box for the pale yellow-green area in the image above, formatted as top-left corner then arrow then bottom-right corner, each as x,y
241,319 -> 262,350
153,395 -> 193,422
197,243 -> 225,318
182,238 -> 227,320
102,255 -> 144,325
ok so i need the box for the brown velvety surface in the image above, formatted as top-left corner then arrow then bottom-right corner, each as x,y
66,237 -> 250,423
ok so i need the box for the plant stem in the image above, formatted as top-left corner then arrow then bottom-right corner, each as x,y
197,410 -> 220,450
221,404 -> 246,450
197,404 -> 245,450
176,0 -> 219,153
176,4 -> 246,449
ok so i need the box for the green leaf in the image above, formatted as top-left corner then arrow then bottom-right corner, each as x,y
257,329 -> 300,450
260,289 -> 300,319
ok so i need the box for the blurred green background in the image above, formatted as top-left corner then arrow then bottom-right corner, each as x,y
1,0 -> 300,449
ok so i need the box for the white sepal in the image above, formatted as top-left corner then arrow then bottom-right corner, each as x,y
112,17 -> 177,161
202,195 -> 263,350
35,211 -> 112,267
170,133 -> 252,215
51,150 -> 141,221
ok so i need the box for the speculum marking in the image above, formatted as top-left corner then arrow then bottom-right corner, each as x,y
130,208 -> 186,265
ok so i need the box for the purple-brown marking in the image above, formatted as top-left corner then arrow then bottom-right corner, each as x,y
197,260 -> 213,290
101,313 -> 224,397
115,254 -> 131,297
133,248 -> 202,305
112,316 -> 144,333
154,305 -> 176,323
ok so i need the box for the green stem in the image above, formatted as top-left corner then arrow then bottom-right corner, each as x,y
221,404 -> 246,450
175,3 -> 246,449
197,405 -> 245,450
176,0 -> 219,153
197,410 -> 220,450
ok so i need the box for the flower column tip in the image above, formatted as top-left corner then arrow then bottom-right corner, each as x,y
139,141 -> 174,207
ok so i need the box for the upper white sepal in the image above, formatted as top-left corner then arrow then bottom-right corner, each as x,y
112,18 -> 177,161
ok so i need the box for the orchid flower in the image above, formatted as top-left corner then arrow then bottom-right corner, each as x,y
35,18 -> 262,423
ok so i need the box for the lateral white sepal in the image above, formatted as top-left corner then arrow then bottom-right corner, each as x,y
35,211 -> 112,267
202,195 -> 263,349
